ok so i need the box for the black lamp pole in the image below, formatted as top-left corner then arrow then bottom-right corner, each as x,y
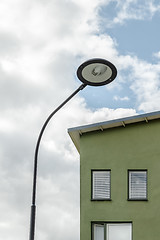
29,58 -> 117,240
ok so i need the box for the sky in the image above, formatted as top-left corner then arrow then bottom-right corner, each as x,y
0,0 -> 160,239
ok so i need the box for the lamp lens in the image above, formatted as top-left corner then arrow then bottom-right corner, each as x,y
81,63 -> 112,84
92,65 -> 107,76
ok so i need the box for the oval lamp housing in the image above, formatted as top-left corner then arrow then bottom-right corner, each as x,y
77,58 -> 117,86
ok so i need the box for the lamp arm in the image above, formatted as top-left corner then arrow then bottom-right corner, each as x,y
29,83 -> 86,240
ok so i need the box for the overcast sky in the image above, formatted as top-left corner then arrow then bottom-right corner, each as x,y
0,0 -> 160,239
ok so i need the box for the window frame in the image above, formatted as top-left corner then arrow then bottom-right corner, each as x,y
91,222 -> 132,240
91,169 -> 111,201
128,169 -> 148,201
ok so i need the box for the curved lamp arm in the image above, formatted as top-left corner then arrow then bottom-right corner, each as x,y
29,83 -> 86,240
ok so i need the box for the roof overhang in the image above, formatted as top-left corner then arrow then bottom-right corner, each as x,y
68,111 -> 160,153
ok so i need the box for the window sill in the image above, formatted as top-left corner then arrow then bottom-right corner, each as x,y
127,198 -> 148,201
91,198 -> 112,201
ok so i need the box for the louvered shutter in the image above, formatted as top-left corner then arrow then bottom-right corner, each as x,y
129,171 -> 147,199
92,171 -> 111,200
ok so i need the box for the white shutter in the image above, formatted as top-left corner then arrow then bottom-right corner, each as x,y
92,171 -> 111,199
129,171 -> 147,199
94,224 -> 104,240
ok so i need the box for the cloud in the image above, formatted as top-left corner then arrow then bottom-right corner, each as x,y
114,95 -> 129,101
122,56 -> 160,112
98,0 -> 160,27
108,51 -> 160,112
153,51 -> 160,59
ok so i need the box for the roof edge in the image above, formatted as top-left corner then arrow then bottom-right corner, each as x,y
68,110 -> 160,153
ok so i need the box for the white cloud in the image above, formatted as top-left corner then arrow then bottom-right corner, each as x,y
115,54 -> 160,112
99,0 -> 160,27
153,51 -> 160,59
114,95 -> 129,101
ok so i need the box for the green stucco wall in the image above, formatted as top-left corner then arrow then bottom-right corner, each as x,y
80,119 -> 160,240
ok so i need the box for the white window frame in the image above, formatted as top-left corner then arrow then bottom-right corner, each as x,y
92,170 -> 111,200
128,170 -> 147,200
93,222 -> 132,240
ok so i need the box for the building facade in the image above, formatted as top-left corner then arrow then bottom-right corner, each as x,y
68,111 -> 160,240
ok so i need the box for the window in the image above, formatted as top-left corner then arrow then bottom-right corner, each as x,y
93,223 -> 132,240
128,170 -> 147,200
92,170 -> 111,200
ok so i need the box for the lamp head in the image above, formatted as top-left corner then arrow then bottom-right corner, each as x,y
77,58 -> 117,86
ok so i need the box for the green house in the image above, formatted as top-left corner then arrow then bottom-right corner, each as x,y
68,111 -> 160,240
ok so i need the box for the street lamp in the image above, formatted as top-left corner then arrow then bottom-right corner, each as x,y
29,58 -> 117,240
